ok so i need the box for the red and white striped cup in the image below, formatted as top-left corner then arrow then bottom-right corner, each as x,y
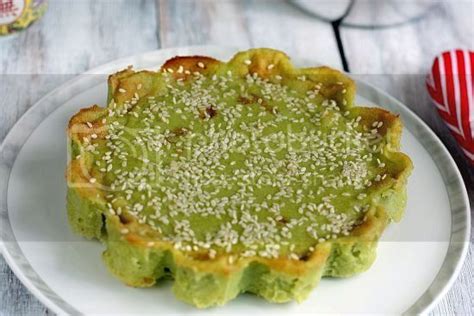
426,49 -> 474,164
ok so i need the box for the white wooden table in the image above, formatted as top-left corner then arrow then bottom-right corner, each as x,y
0,0 -> 472,314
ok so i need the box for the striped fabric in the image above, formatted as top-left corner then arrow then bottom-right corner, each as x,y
427,49 -> 474,164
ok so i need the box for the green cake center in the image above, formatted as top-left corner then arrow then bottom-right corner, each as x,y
88,69 -> 388,259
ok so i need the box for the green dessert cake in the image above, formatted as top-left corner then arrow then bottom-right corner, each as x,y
66,48 -> 413,308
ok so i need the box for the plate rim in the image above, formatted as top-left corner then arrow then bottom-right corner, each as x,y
353,78 -> 471,315
0,45 -> 470,315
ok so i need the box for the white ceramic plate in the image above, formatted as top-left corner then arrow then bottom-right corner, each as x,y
0,46 -> 470,315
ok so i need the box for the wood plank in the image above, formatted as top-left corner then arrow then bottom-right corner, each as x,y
157,0 -> 250,48
156,0 -> 341,67
0,0 -> 159,74
241,0 -> 342,68
0,257 -> 48,315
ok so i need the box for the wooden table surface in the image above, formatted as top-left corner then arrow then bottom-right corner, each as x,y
0,0 -> 472,314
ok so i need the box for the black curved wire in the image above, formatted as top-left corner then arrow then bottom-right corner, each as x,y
288,0 -> 439,30
331,0 -> 355,72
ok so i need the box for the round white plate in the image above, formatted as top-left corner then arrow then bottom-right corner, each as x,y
0,46 -> 470,315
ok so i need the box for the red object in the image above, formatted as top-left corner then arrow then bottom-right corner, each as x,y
426,49 -> 474,164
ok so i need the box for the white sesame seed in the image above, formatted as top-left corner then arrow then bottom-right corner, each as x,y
209,249 -> 216,259
290,253 -> 299,260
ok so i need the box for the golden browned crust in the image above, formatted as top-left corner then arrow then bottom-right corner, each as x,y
161,55 -> 222,80
67,105 -> 107,143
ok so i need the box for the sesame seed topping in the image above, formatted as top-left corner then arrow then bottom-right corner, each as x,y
90,63 -> 391,260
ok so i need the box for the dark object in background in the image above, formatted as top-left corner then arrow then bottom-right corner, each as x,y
289,0 -> 437,72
